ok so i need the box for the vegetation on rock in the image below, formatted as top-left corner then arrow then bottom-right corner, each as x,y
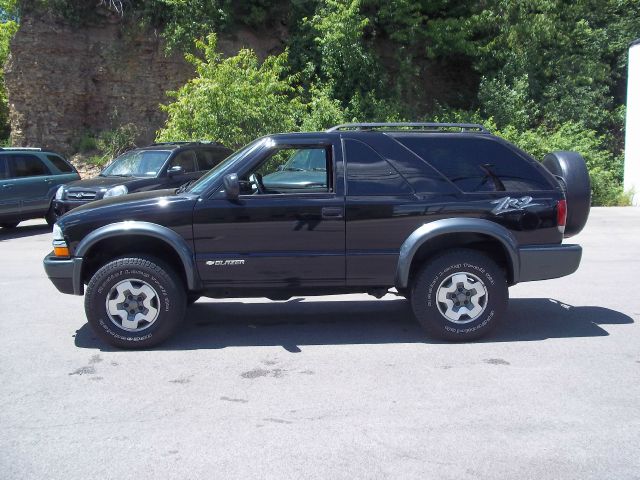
5,0 -> 640,204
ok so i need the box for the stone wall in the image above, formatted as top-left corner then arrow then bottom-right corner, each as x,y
4,13 -> 284,156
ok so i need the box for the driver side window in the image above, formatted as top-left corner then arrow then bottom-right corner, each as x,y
240,147 -> 331,195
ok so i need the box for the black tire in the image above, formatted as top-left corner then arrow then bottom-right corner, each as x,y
0,222 -> 19,229
84,256 -> 187,349
543,151 -> 591,237
410,249 -> 508,341
45,203 -> 58,226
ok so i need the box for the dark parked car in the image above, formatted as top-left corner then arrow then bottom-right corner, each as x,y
44,123 -> 591,349
53,141 -> 232,217
0,147 -> 80,229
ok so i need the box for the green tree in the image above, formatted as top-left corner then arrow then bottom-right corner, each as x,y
0,0 -> 17,141
157,34 -> 303,148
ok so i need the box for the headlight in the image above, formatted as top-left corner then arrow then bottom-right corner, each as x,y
52,223 -> 63,241
55,185 -> 65,200
103,185 -> 128,198
52,224 -> 69,257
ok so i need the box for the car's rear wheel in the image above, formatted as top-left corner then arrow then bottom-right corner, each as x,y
84,256 -> 187,348
410,249 -> 508,341
0,222 -> 19,229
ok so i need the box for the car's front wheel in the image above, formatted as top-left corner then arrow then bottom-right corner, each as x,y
84,256 -> 186,348
410,249 -> 508,341
45,203 -> 58,226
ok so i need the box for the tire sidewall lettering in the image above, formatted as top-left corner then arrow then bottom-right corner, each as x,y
93,265 -> 174,342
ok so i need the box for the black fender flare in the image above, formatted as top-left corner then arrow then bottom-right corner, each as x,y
74,221 -> 201,291
395,218 -> 521,289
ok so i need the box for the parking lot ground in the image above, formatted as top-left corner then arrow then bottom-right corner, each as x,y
1,207 -> 639,480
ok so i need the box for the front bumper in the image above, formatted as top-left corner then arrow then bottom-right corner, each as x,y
53,199 -> 94,216
517,244 -> 582,282
43,253 -> 84,295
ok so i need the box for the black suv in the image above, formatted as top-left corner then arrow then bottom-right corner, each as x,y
53,141 -> 231,217
44,123 -> 590,348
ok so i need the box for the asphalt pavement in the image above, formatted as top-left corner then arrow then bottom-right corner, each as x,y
0,207 -> 639,480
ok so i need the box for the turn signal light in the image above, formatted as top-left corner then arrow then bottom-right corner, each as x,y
54,245 -> 70,257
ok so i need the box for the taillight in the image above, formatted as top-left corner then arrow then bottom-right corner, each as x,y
557,199 -> 567,234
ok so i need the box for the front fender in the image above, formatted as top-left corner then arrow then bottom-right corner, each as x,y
395,218 -> 520,289
74,221 -> 200,290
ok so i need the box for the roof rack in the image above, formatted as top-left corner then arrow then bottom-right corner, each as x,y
0,147 -> 42,151
150,141 -> 193,146
326,122 -> 489,133
150,140 -> 224,147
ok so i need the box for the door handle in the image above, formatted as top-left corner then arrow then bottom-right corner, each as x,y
321,207 -> 344,219
2,184 -> 13,188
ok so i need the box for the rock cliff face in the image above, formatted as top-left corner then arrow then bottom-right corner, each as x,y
5,15 -> 194,154
4,14 -> 284,155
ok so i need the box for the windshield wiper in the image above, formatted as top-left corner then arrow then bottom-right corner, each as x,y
106,173 -> 133,177
283,167 -> 304,171
176,179 -> 196,194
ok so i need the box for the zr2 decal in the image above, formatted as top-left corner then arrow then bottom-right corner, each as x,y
490,196 -> 540,215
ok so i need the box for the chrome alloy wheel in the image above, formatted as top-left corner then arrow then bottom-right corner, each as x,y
436,272 -> 488,324
105,279 -> 160,332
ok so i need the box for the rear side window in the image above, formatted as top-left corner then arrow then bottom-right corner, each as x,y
197,149 -> 228,171
0,157 -> 8,179
395,136 -> 552,192
345,139 -> 413,196
9,154 -> 51,178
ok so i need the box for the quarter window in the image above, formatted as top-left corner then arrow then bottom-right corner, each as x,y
46,154 -> 74,173
395,136 -> 552,192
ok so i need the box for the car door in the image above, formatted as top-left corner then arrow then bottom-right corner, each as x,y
192,137 -> 346,289
6,153 -> 53,214
165,150 -> 200,188
0,155 -> 19,217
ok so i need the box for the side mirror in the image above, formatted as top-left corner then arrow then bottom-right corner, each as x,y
167,165 -> 184,176
223,173 -> 240,200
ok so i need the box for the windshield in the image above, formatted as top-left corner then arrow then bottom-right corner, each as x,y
188,138 -> 266,194
282,148 -> 327,171
100,150 -> 171,177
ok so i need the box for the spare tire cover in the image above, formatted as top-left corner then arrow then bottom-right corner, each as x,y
542,151 -> 591,238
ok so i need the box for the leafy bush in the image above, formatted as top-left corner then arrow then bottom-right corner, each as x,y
498,123 -> 629,206
0,1 -> 18,141
96,123 -> 139,161
73,132 -> 98,153
157,34 -> 303,148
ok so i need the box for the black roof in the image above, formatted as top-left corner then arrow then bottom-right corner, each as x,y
146,141 -> 226,149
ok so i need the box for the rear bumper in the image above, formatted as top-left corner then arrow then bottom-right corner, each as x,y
517,244 -> 582,282
43,253 -> 84,295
